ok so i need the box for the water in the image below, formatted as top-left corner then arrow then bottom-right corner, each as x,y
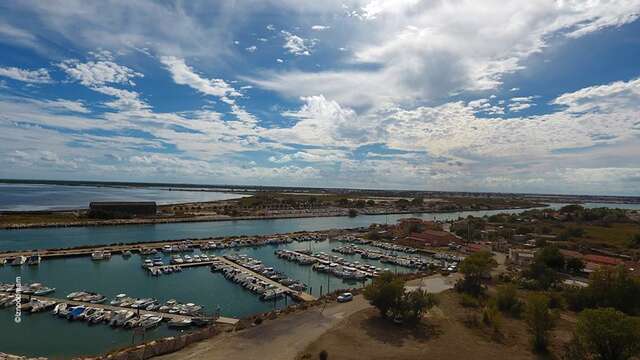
0,208 -> 551,252
0,240 -> 412,359
1,200 -> 638,358
0,184 -> 245,211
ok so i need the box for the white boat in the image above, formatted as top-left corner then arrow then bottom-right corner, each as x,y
10,256 -> 26,266
91,251 -> 105,260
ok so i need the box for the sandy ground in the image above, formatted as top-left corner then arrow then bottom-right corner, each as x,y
300,291 -> 574,360
155,274 -> 459,360
155,296 -> 371,360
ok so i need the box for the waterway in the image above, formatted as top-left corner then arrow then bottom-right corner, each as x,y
1,201 -> 638,358
0,208 -> 549,252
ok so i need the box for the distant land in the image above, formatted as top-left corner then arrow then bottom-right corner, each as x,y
1,178 -> 639,204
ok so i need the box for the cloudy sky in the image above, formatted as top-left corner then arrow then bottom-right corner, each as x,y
1,1 -> 639,195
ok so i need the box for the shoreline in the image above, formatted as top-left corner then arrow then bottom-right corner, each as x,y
0,205 -> 545,230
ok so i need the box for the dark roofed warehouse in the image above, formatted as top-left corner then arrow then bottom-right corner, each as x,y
89,201 -> 157,218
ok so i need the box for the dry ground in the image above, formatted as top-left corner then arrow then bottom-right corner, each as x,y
298,291 -> 575,360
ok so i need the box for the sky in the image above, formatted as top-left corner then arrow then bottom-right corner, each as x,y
0,1 -> 639,195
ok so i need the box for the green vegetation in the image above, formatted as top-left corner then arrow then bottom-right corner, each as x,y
495,283 -> 524,317
522,246 -> 565,290
564,266 -> 640,315
524,294 -> 555,352
457,251 -> 497,296
363,272 -> 437,323
570,308 -> 640,360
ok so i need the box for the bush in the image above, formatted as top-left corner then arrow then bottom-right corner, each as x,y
319,350 -> 329,360
482,303 -> 502,335
572,308 -> 640,360
460,293 -> 480,308
495,283 -> 523,317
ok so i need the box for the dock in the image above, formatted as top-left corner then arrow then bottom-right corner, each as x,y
3,291 -> 239,325
216,256 -> 317,302
288,250 -> 377,277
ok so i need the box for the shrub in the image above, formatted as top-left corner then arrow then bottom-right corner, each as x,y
525,294 -> 555,352
460,293 -> 480,308
572,308 -> 640,360
495,283 -> 523,317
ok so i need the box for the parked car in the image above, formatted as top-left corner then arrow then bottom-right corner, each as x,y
337,292 -> 353,303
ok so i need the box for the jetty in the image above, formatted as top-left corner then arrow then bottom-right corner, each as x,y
216,256 -> 316,302
2,291 -> 239,325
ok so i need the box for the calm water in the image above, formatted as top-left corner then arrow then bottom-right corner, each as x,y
0,208 -> 554,252
0,240 -> 412,358
0,184 -> 245,211
1,201 -> 638,358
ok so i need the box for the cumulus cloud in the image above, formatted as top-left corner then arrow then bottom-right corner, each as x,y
311,25 -> 330,31
0,66 -> 52,83
58,58 -> 142,87
281,30 -> 314,56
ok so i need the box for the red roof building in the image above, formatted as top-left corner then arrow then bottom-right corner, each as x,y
403,230 -> 460,248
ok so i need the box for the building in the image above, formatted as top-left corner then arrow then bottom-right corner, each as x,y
89,201 -> 157,217
402,229 -> 460,248
464,243 -> 491,254
508,248 -> 536,266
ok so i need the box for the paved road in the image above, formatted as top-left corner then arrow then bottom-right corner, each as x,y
155,296 -> 370,360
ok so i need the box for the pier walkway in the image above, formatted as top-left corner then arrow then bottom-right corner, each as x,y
3,291 -> 239,325
216,256 -> 316,302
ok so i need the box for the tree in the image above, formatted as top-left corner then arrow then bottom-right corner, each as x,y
348,208 -> 358,217
400,289 -> 438,323
458,251 -> 497,296
566,257 -> 585,274
525,294 -> 554,352
363,272 -> 405,318
536,246 -> 565,270
573,308 -> 640,360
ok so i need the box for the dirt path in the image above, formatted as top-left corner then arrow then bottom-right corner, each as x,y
154,296 -> 371,360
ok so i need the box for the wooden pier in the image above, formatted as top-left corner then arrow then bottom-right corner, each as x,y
216,256 -> 317,302
3,291 -> 239,325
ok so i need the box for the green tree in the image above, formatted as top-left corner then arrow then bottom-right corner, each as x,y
573,308 -> 640,360
458,251 -> 497,296
566,257 -> 585,274
363,272 -> 405,318
525,294 -> 555,352
401,289 -> 438,323
348,208 -> 358,217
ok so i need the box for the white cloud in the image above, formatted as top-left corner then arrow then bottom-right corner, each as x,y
252,1 -> 640,109
160,56 -> 240,98
0,66 -> 52,83
245,45 -> 257,53
44,99 -> 91,113
276,58 -> 284,63
311,25 -> 330,31
266,24 -> 276,31
58,59 -> 142,87
281,30 -> 314,56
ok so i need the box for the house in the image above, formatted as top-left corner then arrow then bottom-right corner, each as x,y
508,248 -> 536,266
465,243 -> 491,254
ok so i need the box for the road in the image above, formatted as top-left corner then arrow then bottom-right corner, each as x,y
155,295 -> 370,360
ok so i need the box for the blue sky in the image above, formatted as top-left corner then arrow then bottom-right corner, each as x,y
0,1 -> 639,195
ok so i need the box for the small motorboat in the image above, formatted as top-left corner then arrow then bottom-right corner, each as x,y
34,287 -> 56,296
167,318 -> 192,329
10,256 -> 27,266
67,306 -> 87,321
